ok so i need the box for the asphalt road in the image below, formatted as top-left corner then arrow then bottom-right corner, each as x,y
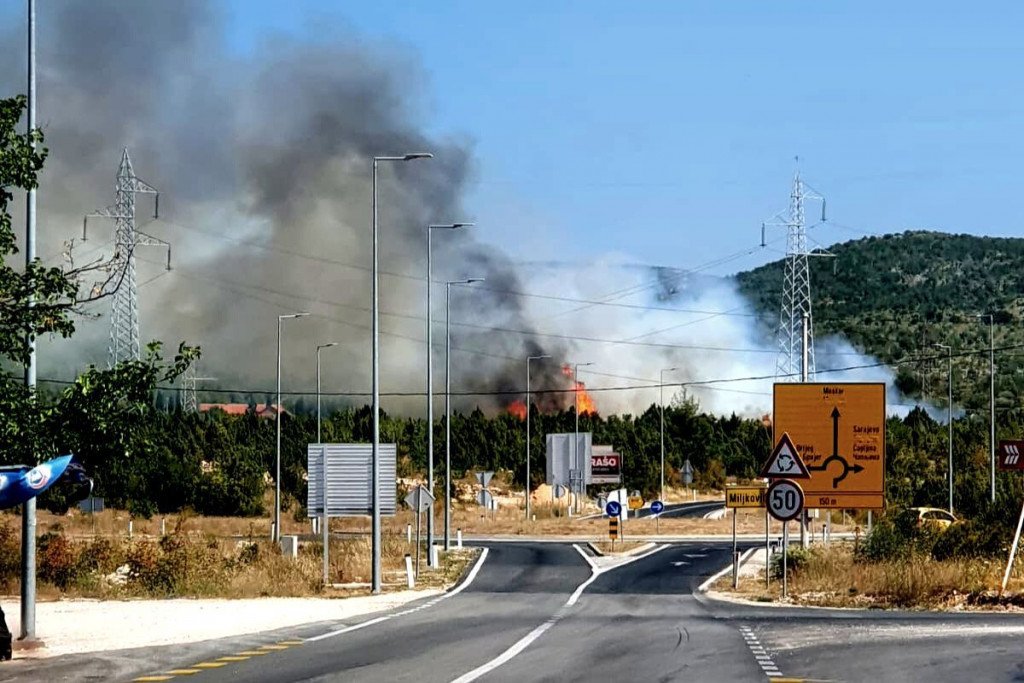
11,540 -> 1024,682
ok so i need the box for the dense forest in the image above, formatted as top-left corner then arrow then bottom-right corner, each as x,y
736,231 -> 1024,414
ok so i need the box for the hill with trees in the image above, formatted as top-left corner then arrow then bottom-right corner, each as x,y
735,230 -> 1024,415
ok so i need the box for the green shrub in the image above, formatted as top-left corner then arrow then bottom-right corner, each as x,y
770,545 -> 813,579
0,518 -> 21,590
931,520 -> 1007,561
38,533 -> 80,590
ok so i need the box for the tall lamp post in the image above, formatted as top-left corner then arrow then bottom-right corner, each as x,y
445,278 -> 485,550
525,354 -> 551,520
977,314 -> 996,502
316,342 -> 338,444
426,223 -> 472,563
275,312 -> 309,543
660,367 -> 678,503
371,153 -> 432,594
934,343 -> 953,513
573,362 -> 594,513
316,341 -> 338,586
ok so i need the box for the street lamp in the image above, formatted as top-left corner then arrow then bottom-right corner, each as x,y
371,152 -> 432,594
275,312 -> 309,543
934,343 -> 953,513
316,341 -> 338,586
316,342 -> 338,444
526,354 -> 551,520
426,223 -> 473,563
977,314 -> 996,503
445,278 -> 485,550
660,367 -> 679,503
573,361 -> 594,514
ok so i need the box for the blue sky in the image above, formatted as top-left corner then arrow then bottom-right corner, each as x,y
24,1 -> 1024,277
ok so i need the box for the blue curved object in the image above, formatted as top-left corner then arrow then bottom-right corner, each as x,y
0,455 -> 74,510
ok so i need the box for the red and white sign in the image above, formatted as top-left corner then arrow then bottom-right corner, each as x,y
999,440 -> 1024,471
591,446 -> 622,484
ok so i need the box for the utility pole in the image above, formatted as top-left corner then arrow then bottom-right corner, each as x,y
179,361 -> 216,413
660,367 -> 678,503
372,153 -> 431,594
21,0 -> 37,642
979,315 -> 996,502
275,312 -> 308,543
83,149 -> 170,367
526,355 -> 550,520
573,362 -> 594,514
316,342 -> 338,443
801,312 -> 810,549
426,223 -> 471,562
934,343 -> 953,513
445,279 -> 484,549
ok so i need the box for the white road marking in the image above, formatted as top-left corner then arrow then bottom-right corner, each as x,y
739,625 -> 784,678
307,547 -> 490,643
451,545 -> 668,682
696,546 -> 756,593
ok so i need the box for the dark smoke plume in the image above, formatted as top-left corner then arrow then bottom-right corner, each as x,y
0,0 -> 569,413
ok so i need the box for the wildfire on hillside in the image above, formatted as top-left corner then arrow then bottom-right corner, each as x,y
508,400 -> 527,420
562,364 -> 598,415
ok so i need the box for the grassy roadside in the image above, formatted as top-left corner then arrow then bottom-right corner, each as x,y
715,543 -> 1024,610
0,515 -> 477,601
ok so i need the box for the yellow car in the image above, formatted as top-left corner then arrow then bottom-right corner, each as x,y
911,507 -> 958,530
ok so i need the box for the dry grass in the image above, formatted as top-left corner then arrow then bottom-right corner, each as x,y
719,543 -> 1024,610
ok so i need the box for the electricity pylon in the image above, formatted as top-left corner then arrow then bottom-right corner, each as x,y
84,148 -> 170,367
762,167 -> 830,381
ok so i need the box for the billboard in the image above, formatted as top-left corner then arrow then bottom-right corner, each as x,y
307,443 -> 397,517
590,445 -> 622,485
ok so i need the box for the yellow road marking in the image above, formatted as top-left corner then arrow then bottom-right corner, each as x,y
134,677 -> 175,682
192,662 -> 228,669
278,640 -> 304,645
217,656 -> 251,662
258,644 -> 290,650
166,670 -> 201,675
236,650 -> 268,656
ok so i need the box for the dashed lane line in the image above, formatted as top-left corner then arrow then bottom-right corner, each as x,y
131,640 -> 305,681
740,625 -> 782,678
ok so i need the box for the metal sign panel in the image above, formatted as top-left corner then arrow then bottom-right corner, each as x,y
627,495 -> 644,510
682,459 -> 694,485
767,479 -> 804,522
608,517 -> 620,540
605,500 -> 622,517
545,433 -> 593,486
476,471 -> 494,488
725,485 -> 767,509
307,443 -> 397,517
999,441 -> 1024,471
650,500 -> 664,515
404,485 -> 434,512
591,445 -> 622,484
773,383 -> 886,509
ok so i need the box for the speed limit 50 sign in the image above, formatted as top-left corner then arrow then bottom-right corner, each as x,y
767,479 -> 804,522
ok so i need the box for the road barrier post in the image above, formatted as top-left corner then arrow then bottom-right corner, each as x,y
405,554 -> 414,589
1001,500 -> 1024,594
457,528 -> 463,549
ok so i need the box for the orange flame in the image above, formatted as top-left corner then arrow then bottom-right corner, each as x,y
562,364 -> 598,416
508,400 -> 527,420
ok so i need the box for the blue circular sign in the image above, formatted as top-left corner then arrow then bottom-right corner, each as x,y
651,500 -> 665,514
605,500 -> 622,517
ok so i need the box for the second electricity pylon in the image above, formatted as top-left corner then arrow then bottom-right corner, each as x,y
84,148 -> 170,368
762,168 -> 829,381
180,361 -> 216,413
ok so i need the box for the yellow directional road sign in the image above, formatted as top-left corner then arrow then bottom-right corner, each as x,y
725,485 -> 767,508
773,382 -> 886,509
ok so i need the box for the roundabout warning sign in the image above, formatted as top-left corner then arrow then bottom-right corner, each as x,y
773,383 -> 886,509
